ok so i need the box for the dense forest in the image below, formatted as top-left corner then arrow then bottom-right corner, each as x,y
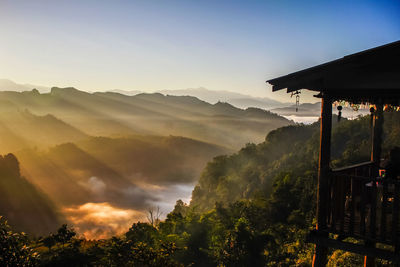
2,111 -> 400,266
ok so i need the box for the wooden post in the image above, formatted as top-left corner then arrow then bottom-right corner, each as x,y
365,103 -> 384,267
313,95 -> 332,267
371,103 -> 383,164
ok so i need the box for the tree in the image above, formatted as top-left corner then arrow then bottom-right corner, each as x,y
147,206 -> 162,227
172,200 -> 189,217
42,234 -> 56,252
0,216 -> 38,266
54,224 -> 76,247
126,222 -> 158,246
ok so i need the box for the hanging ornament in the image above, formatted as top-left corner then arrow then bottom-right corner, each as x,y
337,105 -> 343,122
370,106 -> 375,128
290,90 -> 301,112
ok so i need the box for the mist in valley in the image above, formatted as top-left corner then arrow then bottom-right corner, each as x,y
0,86 -> 292,238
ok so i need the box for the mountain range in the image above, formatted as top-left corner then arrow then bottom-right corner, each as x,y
0,87 -> 291,150
111,87 -> 289,109
0,79 -> 288,110
0,84 -> 292,236
157,87 -> 289,109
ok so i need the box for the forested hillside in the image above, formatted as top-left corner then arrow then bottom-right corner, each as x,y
0,154 -> 61,235
11,135 -> 229,238
15,135 -> 229,209
4,112 -> 400,266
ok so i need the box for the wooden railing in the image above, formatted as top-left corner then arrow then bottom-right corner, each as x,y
326,162 -> 400,248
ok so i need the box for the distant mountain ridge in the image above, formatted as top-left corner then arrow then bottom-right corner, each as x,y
0,86 -> 292,149
108,89 -> 143,96
0,79 -> 50,93
1,79 -> 287,110
158,87 -> 289,109
111,87 -> 289,109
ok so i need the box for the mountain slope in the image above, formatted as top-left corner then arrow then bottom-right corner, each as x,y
0,110 -> 88,153
0,153 -> 61,235
15,135 -> 230,209
0,79 -> 50,93
0,87 -> 292,149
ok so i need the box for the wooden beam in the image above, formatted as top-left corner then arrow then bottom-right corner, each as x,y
307,231 -> 400,262
371,103 -> 384,164
365,103 -> 384,267
317,95 -> 332,230
313,95 -> 332,267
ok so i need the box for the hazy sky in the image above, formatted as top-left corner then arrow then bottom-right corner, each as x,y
1,0 -> 399,102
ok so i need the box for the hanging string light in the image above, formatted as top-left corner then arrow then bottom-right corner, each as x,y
351,104 -> 360,111
330,101 -> 399,123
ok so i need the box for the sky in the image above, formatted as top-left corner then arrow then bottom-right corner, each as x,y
0,0 -> 399,102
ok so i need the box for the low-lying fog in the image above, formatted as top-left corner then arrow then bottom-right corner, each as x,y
63,182 -> 194,239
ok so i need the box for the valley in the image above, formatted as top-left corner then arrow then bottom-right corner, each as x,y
0,86 -> 292,238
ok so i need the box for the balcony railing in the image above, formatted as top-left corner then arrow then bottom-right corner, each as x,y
326,162 -> 400,248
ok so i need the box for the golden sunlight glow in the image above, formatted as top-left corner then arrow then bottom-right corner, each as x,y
63,202 -> 146,239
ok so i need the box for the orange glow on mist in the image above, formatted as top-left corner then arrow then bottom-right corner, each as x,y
63,202 -> 146,239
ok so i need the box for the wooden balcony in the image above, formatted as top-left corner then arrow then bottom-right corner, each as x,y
325,162 -> 400,249
268,40 -> 400,266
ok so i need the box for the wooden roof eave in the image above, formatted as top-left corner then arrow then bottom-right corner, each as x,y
267,40 -> 400,102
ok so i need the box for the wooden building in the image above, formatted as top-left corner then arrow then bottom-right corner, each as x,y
267,40 -> 400,266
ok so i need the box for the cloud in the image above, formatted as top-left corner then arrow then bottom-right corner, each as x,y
63,202 -> 146,239
78,176 -> 106,196
142,183 -> 194,217
114,185 -> 160,208
88,176 -> 106,195
77,176 -> 161,210
63,180 -> 194,239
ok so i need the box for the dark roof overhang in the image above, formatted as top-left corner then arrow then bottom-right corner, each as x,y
266,40 -> 400,104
